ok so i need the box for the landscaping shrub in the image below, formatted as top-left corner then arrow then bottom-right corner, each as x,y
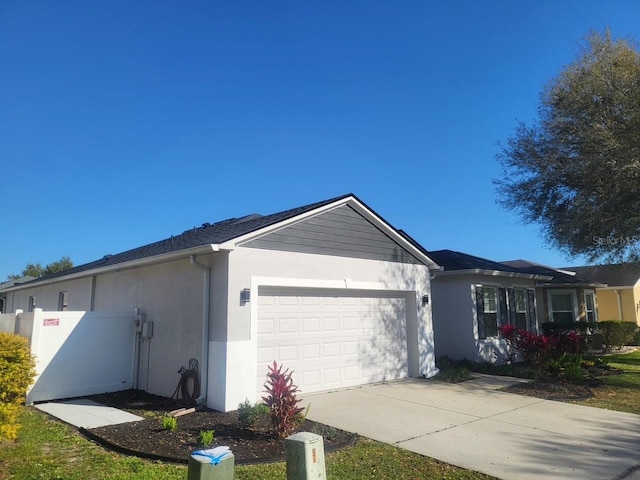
541,320 -> 593,337
237,399 -> 269,429
499,325 -> 586,373
499,325 -> 558,367
262,361 -> 304,439
598,320 -> 638,353
0,332 -> 35,441
434,367 -> 471,383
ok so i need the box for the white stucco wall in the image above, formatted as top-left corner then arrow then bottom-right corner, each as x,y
5,247 -> 437,413
92,258 -> 209,397
5,256 -> 213,401
431,274 -> 537,364
209,247 -> 436,412
7,276 -> 93,312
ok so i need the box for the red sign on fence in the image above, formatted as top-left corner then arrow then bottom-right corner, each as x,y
43,318 -> 60,326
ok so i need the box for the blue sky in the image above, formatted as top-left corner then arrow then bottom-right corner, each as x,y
1,1 -> 638,280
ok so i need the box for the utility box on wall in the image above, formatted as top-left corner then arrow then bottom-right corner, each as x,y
285,432 -> 326,480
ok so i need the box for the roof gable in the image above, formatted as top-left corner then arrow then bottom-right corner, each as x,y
240,204 -> 422,264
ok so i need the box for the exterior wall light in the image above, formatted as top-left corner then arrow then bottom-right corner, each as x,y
421,294 -> 429,306
240,288 -> 251,305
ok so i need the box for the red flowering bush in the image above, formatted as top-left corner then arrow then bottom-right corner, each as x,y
262,361 -> 305,439
499,325 -> 585,370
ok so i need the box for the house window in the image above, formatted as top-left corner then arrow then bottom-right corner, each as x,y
483,287 -> 498,337
475,285 -> 508,339
28,296 -> 36,312
0,297 -> 4,314
584,291 -> 597,323
548,291 -> 578,324
507,287 -> 537,332
513,288 -> 528,330
58,291 -> 68,311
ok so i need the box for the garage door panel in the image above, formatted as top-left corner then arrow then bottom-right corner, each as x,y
257,288 -> 409,394
302,317 -> 320,333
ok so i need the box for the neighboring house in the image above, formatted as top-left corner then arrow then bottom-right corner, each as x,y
2,194 -> 441,412
0,276 -> 36,313
502,260 -> 605,325
427,250 -> 551,363
563,263 -> 640,326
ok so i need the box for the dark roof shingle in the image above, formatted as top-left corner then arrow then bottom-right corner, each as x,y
428,249 -> 526,275
26,194 -> 354,284
562,263 -> 640,287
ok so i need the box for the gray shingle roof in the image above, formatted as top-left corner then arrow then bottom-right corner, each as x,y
501,260 -> 605,286
563,263 -> 640,287
427,249 -> 526,275
0,276 -> 37,291
24,194 -> 355,284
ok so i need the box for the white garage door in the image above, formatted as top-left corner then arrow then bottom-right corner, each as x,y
257,287 -> 409,395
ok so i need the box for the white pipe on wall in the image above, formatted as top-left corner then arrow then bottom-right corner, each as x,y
190,255 -> 211,405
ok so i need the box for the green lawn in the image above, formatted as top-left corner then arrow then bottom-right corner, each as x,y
0,409 -> 493,480
579,349 -> 640,414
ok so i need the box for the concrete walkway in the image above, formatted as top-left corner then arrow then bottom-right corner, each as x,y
35,398 -> 142,429
303,375 -> 640,480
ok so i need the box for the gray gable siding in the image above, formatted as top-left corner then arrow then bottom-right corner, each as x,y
241,205 -> 422,264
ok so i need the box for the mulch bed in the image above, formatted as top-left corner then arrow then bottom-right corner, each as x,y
501,365 -> 623,401
83,390 -> 355,465
503,381 -> 594,401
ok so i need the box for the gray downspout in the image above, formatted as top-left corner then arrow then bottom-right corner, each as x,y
190,255 -> 211,406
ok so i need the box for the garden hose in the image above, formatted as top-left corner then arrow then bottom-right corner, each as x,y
171,358 -> 201,407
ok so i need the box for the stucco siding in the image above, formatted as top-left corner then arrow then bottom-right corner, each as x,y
596,290 -> 620,321
431,276 -> 478,361
219,247 -> 434,411
227,247 -> 430,341
634,286 -> 640,325
7,277 -> 93,312
620,289 -> 636,322
7,257 -> 212,400
92,258 -> 207,397
432,274 -> 538,363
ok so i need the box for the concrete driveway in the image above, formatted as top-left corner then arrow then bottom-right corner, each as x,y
302,375 -> 640,480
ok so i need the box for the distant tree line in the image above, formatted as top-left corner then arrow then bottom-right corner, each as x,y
8,256 -> 73,280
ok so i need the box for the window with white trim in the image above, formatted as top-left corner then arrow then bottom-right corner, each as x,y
584,291 -> 597,323
513,288 -> 528,330
476,285 -> 537,339
475,285 -> 507,339
548,290 -> 578,324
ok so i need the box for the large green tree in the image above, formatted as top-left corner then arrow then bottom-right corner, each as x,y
8,256 -> 73,280
496,29 -> 640,262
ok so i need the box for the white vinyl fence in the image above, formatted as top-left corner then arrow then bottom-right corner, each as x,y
2,309 -> 137,404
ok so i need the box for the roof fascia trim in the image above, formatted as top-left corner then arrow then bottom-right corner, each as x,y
535,281 -> 607,288
434,269 -> 550,280
4,244 -> 220,292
